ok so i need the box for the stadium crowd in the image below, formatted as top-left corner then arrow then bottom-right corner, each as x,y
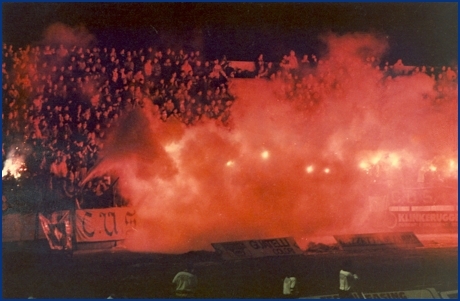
2,43 -> 458,214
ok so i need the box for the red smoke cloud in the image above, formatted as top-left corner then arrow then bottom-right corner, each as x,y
88,33 -> 457,253
41,22 -> 95,48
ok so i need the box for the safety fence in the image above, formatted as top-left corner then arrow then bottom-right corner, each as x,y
2,207 -> 137,250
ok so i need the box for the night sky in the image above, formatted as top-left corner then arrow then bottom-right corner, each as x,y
2,2 -> 458,66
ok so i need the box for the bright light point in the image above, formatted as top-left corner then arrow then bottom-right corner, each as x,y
261,151 -> 269,159
226,161 -> 234,167
370,154 -> 382,165
306,165 -> 314,173
164,142 -> 181,154
429,165 -> 437,172
324,168 -> 330,174
359,161 -> 369,170
388,153 -> 400,167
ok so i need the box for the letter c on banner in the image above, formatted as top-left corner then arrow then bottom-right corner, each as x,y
83,211 -> 95,237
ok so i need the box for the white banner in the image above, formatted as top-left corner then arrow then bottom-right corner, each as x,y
304,287 -> 442,299
2,213 -> 22,242
2,213 -> 44,242
388,206 -> 458,229
75,207 -> 136,242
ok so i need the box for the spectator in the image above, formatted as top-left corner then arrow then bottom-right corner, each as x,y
1,41 -> 456,215
287,50 -> 299,71
338,260 -> 359,299
283,276 -> 299,298
171,264 -> 198,298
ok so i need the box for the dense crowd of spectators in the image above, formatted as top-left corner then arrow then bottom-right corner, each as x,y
2,43 -> 458,213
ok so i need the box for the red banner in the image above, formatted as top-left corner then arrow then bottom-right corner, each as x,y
75,208 -> 136,242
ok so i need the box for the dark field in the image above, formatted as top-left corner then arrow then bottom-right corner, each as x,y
2,236 -> 457,299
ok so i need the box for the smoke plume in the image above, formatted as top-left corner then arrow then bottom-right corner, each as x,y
41,22 -> 95,48
89,32 -> 457,253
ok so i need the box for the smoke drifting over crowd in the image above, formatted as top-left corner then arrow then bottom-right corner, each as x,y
41,22 -> 95,49
79,32 -> 458,253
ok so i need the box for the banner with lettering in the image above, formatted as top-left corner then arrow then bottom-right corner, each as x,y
75,208 -> 137,242
228,61 -> 256,72
439,290 -> 458,299
333,232 -> 423,251
39,211 -> 72,250
304,287 -> 442,299
211,237 -> 303,260
389,205 -> 458,229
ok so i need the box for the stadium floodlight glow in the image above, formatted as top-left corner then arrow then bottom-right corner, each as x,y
306,165 -> 314,173
429,165 -> 437,172
324,168 -> 330,174
226,161 -> 234,167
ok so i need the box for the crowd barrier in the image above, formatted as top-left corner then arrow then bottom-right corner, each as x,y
303,287 -> 457,299
2,207 -> 137,250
